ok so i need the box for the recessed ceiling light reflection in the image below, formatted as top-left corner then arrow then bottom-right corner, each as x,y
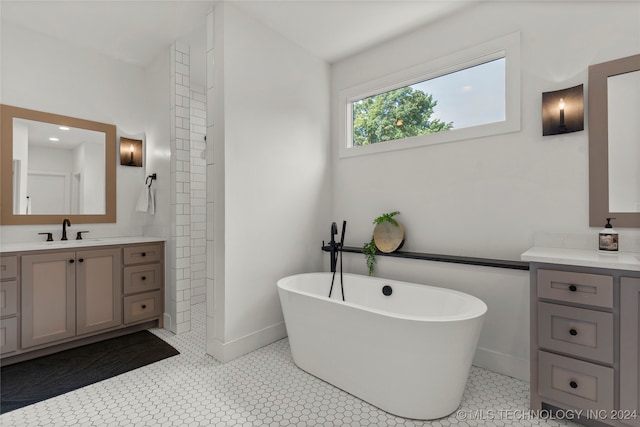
58,126 -> 70,131
49,137 -> 59,141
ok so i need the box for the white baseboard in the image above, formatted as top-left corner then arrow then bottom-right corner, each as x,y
207,321 -> 287,363
473,346 -> 529,382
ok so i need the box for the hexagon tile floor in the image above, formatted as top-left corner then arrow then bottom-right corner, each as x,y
1,304 -> 583,427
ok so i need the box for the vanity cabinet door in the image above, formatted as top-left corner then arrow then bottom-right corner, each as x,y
76,248 -> 122,335
21,251 -> 76,348
620,277 -> 640,427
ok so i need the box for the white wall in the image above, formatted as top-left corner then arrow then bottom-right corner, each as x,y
330,1 -> 640,380
141,49 -> 171,239
208,4 -> 332,361
141,47 -> 174,331
0,22 -> 153,242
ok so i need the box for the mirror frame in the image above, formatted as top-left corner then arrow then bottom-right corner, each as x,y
588,54 -> 640,228
1,104 -> 116,225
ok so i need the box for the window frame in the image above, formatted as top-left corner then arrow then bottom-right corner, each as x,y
338,32 -> 521,158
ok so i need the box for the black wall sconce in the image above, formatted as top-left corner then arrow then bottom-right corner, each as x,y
542,84 -> 584,136
120,137 -> 143,167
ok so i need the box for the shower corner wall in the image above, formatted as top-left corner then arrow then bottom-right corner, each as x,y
168,39 -> 210,335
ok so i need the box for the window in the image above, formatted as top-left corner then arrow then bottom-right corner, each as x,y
339,33 -> 520,157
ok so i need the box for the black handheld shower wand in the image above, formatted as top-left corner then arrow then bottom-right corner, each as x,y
330,222 -> 338,272
327,220 -> 347,301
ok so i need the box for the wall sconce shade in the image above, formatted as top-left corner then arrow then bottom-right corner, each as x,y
120,137 -> 143,167
542,84 -> 584,136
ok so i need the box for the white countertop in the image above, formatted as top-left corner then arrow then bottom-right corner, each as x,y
521,246 -> 640,271
0,236 -> 166,254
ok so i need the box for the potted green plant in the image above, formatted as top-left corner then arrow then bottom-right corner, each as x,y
362,211 -> 404,276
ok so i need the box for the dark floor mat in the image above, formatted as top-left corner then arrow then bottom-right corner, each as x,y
1,330 -> 179,414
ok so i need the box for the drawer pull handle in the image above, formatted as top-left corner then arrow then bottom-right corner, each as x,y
569,381 -> 578,389
141,276 -> 146,281
569,328 -> 578,336
568,285 -> 577,292
141,304 -> 147,309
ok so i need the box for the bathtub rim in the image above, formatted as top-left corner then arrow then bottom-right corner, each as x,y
277,272 -> 487,323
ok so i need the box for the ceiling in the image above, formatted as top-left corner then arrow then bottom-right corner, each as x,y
230,0 -> 477,63
1,0 -> 477,85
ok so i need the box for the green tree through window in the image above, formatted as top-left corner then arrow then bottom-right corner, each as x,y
352,87 -> 453,146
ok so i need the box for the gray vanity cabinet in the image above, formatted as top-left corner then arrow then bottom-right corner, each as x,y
75,248 -> 122,335
21,251 -> 76,348
21,247 -> 122,348
620,277 -> 640,427
529,263 -> 640,427
122,243 -> 163,324
0,256 -> 18,354
0,240 -> 164,365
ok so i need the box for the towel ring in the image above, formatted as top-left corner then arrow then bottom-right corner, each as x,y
146,173 -> 157,188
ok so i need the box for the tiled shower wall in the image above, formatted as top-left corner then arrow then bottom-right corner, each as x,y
205,8 -> 216,348
170,42 -> 192,334
190,86 -> 207,305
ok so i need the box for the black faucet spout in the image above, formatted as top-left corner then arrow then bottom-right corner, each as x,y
61,218 -> 71,241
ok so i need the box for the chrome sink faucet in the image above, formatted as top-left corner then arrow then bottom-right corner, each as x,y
61,218 -> 71,240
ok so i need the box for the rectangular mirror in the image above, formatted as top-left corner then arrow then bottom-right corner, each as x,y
589,54 -> 640,228
1,104 -> 116,224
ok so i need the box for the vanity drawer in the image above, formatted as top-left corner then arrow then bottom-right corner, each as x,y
0,256 -> 17,280
124,264 -> 161,294
124,291 -> 161,324
538,302 -> 613,364
537,269 -> 613,308
538,350 -> 613,411
0,281 -> 18,317
0,317 -> 18,354
123,244 -> 162,265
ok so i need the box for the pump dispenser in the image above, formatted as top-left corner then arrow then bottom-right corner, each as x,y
599,217 -> 619,252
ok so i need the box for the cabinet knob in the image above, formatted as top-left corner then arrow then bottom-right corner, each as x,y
141,252 -> 146,257
141,276 -> 146,281
568,285 -> 577,292
141,304 -> 147,309
569,328 -> 578,336
69,259 -> 75,264
569,381 -> 578,389
78,258 -> 84,263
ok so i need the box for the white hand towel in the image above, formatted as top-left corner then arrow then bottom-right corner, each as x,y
135,186 -> 150,213
148,187 -> 155,215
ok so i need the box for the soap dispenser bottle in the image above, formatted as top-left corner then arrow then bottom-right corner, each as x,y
599,217 -> 619,252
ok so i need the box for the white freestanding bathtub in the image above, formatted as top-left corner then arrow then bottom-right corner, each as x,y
277,272 -> 487,420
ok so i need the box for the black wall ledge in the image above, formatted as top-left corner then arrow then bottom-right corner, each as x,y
324,245 -> 529,271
